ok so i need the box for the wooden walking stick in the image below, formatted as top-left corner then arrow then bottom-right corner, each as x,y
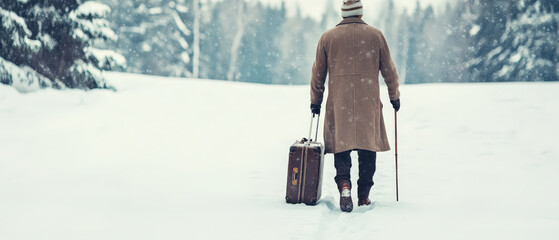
395,109 -> 399,201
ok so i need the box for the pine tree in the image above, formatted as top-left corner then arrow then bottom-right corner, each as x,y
1,0 -> 124,90
275,6 -> 321,85
139,0 -> 194,77
405,2 -> 436,84
321,0 -> 339,31
464,0 -> 516,82
0,2 -> 51,91
100,0 -> 194,77
98,0 -> 145,75
227,0 -> 245,81
377,0 -> 408,83
456,0 -> 558,82
375,0 -> 397,42
237,2 -> 286,84
199,0 -> 235,80
439,0 -> 477,82
192,0 -> 200,78
394,10 -> 409,84
489,0 -> 559,81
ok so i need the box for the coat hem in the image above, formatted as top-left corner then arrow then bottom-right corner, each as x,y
326,146 -> 391,154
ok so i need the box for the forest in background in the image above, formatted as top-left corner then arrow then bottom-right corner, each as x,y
1,0 -> 558,90
99,0 -> 558,84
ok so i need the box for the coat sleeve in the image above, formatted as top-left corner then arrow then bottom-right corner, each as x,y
310,36 -> 328,105
379,33 -> 400,101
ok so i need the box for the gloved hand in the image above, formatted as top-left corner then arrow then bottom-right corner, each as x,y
390,99 -> 400,112
310,103 -> 321,115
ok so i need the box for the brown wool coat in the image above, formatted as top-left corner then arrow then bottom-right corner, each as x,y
310,17 -> 400,154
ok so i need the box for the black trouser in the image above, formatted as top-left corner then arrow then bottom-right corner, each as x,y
334,149 -> 377,199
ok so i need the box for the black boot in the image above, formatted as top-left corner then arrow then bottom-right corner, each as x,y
358,185 -> 372,206
334,151 -> 353,212
357,150 -> 376,206
358,197 -> 372,206
338,182 -> 353,212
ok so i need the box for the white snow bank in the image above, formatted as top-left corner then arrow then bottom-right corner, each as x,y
0,72 -> 557,239
0,57 -> 52,93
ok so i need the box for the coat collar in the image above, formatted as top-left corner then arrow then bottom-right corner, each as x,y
336,17 -> 367,26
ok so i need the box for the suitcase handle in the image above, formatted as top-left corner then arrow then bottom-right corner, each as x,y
292,167 -> 299,185
308,113 -> 320,143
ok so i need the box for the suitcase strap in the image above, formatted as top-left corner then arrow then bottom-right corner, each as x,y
297,146 -> 309,202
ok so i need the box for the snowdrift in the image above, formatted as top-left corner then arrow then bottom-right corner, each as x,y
0,72 -> 558,239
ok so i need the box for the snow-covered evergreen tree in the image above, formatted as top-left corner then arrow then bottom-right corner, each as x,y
464,0 -> 516,82
97,0 -> 144,74
226,0 -> 245,81
0,0 -> 125,90
375,0 -> 408,83
375,0 -> 398,47
446,0 -> 559,82
100,0 -> 194,77
393,9 -> 409,84
199,0 -> 235,80
237,2 -> 286,84
275,7 -> 320,85
438,0 -> 477,82
53,0 -> 556,85
192,0 -> 200,78
0,2 -> 51,91
404,2 -> 436,84
488,0 -> 559,81
321,0 -> 339,31
99,0 -> 320,84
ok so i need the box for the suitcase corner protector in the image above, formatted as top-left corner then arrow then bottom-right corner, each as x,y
306,198 -> 318,206
289,145 -> 297,153
285,195 -> 292,203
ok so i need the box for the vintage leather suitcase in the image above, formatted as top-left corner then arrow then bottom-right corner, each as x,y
285,115 -> 324,205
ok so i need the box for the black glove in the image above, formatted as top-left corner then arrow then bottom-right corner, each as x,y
390,99 -> 400,112
310,103 -> 321,115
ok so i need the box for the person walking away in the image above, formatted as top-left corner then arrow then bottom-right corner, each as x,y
309,0 -> 401,212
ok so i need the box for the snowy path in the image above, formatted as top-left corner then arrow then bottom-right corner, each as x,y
1,72 -> 558,239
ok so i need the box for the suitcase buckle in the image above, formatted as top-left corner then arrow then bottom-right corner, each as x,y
292,167 -> 299,185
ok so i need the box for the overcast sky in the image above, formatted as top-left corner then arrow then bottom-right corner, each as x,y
254,0 -> 451,20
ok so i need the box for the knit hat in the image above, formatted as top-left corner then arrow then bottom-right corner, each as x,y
341,0 -> 363,18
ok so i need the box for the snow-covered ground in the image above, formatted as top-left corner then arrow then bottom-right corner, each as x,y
1,72 -> 558,239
